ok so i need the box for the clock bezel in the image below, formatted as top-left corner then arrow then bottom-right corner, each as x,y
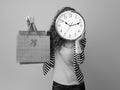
55,10 -> 86,41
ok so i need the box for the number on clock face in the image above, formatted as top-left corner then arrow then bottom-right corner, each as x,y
55,10 -> 85,40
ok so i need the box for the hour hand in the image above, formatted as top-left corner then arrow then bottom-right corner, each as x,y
65,22 -> 71,27
61,19 -> 71,27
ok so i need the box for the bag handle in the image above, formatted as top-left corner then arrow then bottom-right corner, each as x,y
26,16 -> 40,37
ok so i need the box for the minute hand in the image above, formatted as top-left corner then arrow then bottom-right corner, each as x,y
71,22 -> 80,26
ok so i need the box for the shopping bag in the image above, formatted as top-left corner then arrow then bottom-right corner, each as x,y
16,16 -> 50,64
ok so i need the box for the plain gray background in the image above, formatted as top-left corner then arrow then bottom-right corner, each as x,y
0,0 -> 120,90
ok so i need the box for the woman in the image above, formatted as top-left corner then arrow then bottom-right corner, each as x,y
43,7 -> 86,90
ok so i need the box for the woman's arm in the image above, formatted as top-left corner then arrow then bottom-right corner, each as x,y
75,30 -> 86,53
74,31 -> 86,64
75,38 -> 83,54
42,53 -> 55,75
42,37 -> 55,76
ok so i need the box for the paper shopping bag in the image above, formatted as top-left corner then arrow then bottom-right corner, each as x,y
16,31 -> 50,64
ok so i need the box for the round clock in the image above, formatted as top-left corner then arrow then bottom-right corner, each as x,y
55,10 -> 85,40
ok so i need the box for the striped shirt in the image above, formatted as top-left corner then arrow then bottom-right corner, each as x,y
42,38 -> 86,84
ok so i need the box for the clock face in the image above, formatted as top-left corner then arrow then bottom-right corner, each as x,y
55,10 -> 85,40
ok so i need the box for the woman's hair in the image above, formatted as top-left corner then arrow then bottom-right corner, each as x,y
49,7 -> 76,53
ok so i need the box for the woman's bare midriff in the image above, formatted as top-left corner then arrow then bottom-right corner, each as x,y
53,44 -> 80,85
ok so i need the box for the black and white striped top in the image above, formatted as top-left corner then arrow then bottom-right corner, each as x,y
42,38 -> 86,84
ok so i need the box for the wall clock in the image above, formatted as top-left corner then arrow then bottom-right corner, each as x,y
55,10 -> 85,40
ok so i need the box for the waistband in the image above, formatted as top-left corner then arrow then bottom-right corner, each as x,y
53,80 -> 84,87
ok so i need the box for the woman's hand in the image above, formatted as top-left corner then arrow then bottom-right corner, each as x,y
75,30 -> 86,53
76,30 -> 86,42
75,30 -> 86,44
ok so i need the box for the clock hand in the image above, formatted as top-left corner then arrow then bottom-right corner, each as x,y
71,22 -> 80,26
65,22 -> 71,27
61,19 -> 71,27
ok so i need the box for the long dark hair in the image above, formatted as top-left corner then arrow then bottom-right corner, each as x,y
49,7 -> 76,53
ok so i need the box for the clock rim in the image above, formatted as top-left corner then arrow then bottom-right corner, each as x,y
55,10 -> 86,41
